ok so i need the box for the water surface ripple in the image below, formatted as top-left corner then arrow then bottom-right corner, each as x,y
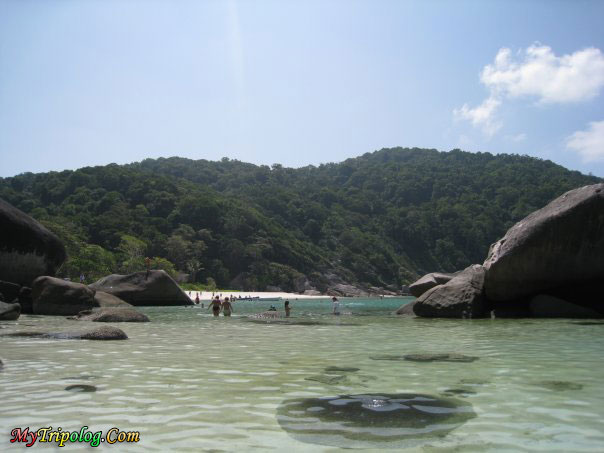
1,298 -> 603,451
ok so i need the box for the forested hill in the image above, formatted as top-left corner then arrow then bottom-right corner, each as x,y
0,148 -> 600,292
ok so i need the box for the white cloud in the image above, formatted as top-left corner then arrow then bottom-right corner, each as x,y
506,133 -> 527,142
482,45 -> 604,104
566,120 -> 604,162
455,44 -> 604,136
453,96 -> 502,137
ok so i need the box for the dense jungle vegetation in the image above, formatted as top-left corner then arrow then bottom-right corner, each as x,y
0,148 -> 600,291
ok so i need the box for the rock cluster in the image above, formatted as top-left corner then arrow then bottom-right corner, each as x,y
399,184 -> 604,319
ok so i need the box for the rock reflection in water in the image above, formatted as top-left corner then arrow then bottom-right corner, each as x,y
277,393 -> 475,448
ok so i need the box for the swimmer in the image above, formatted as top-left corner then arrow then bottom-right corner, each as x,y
332,296 -> 340,315
208,296 -> 221,317
195,294 -> 200,305
222,297 -> 233,317
284,300 -> 291,317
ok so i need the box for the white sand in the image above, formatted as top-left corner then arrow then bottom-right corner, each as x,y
185,290 -> 329,301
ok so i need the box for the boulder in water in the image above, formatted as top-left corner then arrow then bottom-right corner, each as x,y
70,307 -> 150,322
409,272 -> 456,297
61,325 -> 128,340
395,300 -> 418,316
484,184 -> 604,302
3,325 -> 128,340
32,276 -> 97,316
0,198 -> 66,286
93,291 -> 132,308
17,286 -> 33,314
0,280 -> 21,303
413,265 -> 487,318
0,301 -> 20,320
89,270 -> 192,306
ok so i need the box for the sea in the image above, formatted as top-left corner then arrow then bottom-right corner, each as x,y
1,297 -> 603,451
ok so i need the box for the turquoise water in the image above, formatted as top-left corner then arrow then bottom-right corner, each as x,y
1,297 -> 604,451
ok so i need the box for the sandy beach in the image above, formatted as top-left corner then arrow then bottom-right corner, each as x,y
184,290 -> 329,302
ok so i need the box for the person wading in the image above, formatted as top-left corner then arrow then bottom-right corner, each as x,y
208,296 -> 221,317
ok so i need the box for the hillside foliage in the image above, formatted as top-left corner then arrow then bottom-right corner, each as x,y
0,148 -> 599,291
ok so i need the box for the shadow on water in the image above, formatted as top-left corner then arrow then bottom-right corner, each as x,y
370,353 -> 479,363
277,393 -> 475,448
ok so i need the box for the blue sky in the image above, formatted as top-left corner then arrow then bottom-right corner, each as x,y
1,0 -> 603,177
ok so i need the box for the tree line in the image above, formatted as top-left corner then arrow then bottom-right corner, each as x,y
0,148 -> 599,291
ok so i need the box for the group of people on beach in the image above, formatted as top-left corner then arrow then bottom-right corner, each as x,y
187,291 -> 341,317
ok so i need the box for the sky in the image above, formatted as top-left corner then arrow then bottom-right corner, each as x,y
1,0 -> 603,178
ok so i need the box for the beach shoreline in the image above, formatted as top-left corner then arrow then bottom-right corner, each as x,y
184,290 -> 330,301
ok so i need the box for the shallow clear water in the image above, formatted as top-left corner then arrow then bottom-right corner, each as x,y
1,297 -> 604,451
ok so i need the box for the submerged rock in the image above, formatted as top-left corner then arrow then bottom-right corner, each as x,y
70,307 -> 150,323
89,270 -> 192,306
324,366 -> 360,373
305,374 -> 348,385
277,393 -> 475,448
409,272 -> 457,297
0,301 -> 21,320
442,388 -> 477,396
0,198 -> 66,286
534,380 -> 584,391
65,384 -> 97,392
412,265 -> 487,318
404,353 -> 479,363
248,311 -> 284,319
484,183 -> 604,302
370,353 -> 478,363
3,325 -> 128,340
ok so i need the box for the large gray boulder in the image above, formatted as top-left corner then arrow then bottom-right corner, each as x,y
484,184 -> 604,302
89,270 -> 193,306
0,301 -> 21,320
0,198 -> 66,286
32,276 -> 97,316
412,265 -> 487,318
409,272 -> 457,297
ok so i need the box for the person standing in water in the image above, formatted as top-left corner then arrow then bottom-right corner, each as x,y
208,296 -> 221,317
195,293 -> 200,305
284,300 -> 291,317
222,297 -> 233,316
332,296 -> 340,315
